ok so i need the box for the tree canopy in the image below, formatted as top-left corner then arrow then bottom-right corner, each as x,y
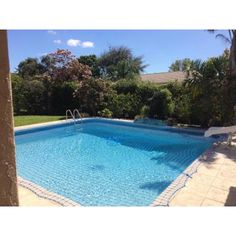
98,46 -> 146,80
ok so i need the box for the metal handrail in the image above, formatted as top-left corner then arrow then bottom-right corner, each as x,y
66,109 -> 75,124
73,109 -> 82,121
66,109 -> 83,126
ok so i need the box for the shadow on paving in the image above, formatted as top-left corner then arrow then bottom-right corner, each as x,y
225,187 -> 236,206
199,143 -> 236,167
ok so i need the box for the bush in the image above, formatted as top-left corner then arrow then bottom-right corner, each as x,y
11,74 -> 25,114
74,78 -> 115,116
49,82 -> 77,115
149,88 -> 174,119
23,79 -> 47,114
108,93 -> 142,118
139,105 -> 150,118
164,81 -> 191,123
113,79 -> 139,94
98,108 -> 113,118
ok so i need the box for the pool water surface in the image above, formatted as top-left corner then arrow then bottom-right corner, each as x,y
15,119 -> 215,206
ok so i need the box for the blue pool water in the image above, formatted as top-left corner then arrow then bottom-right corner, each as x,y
15,119 -> 215,206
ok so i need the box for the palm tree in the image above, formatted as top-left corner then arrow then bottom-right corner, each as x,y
0,30 -> 19,206
208,30 -> 236,76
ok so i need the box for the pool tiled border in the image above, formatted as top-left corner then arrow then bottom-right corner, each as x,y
18,177 -> 80,206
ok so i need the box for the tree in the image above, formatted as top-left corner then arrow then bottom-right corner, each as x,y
99,46 -> 146,80
165,81 -> 191,123
11,74 -> 25,114
73,78 -> 115,116
42,49 -> 92,83
208,30 -> 236,76
0,30 -> 19,206
149,88 -> 174,119
23,79 -> 47,114
17,57 -> 44,78
169,58 -> 201,72
78,55 -> 100,78
169,58 -> 190,71
184,49 -> 236,126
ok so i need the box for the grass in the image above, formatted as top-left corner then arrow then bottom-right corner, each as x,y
14,115 -> 65,127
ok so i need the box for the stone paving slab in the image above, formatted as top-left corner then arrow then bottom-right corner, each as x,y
169,138 -> 236,207
19,186 -> 59,206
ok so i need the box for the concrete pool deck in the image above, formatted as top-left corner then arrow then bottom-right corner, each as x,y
19,186 -> 59,206
169,136 -> 236,206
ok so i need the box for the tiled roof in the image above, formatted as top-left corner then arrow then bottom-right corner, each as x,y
140,71 -> 187,84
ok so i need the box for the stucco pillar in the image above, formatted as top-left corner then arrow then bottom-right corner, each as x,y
231,31 -> 236,76
0,30 -> 19,206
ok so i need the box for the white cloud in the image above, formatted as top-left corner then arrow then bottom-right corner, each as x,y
67,39 -> 81,47
66,38 -> 95,48
47,30 -> 57,35
81,41 -> 94,48
53,39 -> 62,44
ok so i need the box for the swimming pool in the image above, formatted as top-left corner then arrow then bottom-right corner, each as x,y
15,118 -> 216,206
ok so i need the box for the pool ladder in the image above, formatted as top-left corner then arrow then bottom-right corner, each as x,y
66,109 -> 83,126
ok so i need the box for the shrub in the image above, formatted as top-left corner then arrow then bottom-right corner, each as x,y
139,105 -> 150,118
149,88 -> 174,119
98,108 -> 113,118
113,79 -> 139,94
11,74 -> 25,114
23,79 -> 47,114
108,93 -> 142,118
74,78 -> 115,116
48,82 -> 78,115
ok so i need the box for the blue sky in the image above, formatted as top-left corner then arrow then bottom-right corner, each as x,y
8,30 -> 229,73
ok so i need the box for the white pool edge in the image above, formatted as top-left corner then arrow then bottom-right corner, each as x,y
18,176 -> 80,206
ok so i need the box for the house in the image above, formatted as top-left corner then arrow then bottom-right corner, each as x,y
140,71 -> 187,84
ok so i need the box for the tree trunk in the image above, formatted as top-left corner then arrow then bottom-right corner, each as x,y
0,30 -> 19,206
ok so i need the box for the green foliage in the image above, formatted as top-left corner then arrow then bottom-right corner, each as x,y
108,93 -> 142,118
78,55 -> 100,78
49,82 -> 77,115
74,79 -> 115,116
149,88 -> 174,119
12,48 -> 236,127
169,58 -> 202,72
99,46 -> 146,80
184,49 -> 235,126
11,74 -> 25,114
22,79 -> 47,114
113,79 -> 139,94
139,105 -> 150,118
165,81 -> 191,123
17,58 -> 45,78
98,108 -> 113,118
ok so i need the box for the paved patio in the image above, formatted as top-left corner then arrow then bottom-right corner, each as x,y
19,186 -> 59,206
170,136 -> 236,206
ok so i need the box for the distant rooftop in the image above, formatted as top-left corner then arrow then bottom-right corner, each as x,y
140,71 -> 187,84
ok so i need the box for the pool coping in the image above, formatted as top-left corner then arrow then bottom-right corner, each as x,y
18,177 -> 80,206
15,118 -> 219,207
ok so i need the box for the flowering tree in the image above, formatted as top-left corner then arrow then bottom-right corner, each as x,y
42,49 -> 92,82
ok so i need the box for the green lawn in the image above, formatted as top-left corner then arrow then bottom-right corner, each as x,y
14,115 -> 65,127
